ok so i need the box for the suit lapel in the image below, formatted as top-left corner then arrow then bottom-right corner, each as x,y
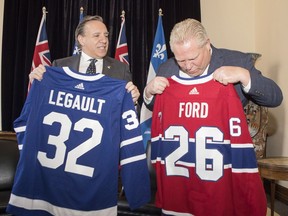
70,55 -> 81,71
208,46 -> 224,75
102,57 -> 113,76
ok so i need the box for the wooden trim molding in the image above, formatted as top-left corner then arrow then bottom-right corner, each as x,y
0,131 -> 17,140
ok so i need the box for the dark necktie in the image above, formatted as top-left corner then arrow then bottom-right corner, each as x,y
86,59 -> 97,74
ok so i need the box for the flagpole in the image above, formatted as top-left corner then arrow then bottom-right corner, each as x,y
41,6 -> 48,22
121,10 -> 125,19
140,8 -> 167,148
42,6 -> 47,16
159,8 -> 163,16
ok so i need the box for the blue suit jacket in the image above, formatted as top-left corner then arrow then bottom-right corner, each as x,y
146,45 -> 282,109
52,54 -> 132,82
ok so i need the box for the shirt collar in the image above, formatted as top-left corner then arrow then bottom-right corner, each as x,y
81,51 -> 103,64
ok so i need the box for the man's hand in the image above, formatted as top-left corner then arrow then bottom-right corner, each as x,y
29,64 -> 46,83
125,81 -> 140,103
145,77 -> 170,99
213,66 -> 250,86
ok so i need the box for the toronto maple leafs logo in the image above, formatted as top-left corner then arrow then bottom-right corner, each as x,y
153,43 -> 167,60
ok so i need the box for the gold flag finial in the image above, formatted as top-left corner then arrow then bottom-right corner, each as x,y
121,10 -> 125,18
42,7 -> 48,15
158,8 -> 163,16
80,7 -> 84,14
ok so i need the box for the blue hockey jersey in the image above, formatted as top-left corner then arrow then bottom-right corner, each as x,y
8,66 -> 150,216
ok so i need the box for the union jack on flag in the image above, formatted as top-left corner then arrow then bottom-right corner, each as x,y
115,11 -> 129,65
31,8 -> 51,71
28,7 -> 51,91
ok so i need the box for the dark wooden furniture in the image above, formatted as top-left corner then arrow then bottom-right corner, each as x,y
257,157 -> 288,216
0,132 -> 18,216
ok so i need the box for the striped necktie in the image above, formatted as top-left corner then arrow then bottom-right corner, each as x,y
86,59 -> 97,74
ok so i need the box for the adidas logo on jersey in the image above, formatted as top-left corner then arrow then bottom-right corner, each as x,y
74,83 -> 85,90
189,87 -> 199,95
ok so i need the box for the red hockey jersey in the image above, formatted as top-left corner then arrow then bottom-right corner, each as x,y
151,74 -> 266,216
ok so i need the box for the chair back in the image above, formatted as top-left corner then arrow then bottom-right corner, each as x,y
0,134 -> 19,214
244,101 -> 269,159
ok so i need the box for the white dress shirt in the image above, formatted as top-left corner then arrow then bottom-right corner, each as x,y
78,51 -> 103,74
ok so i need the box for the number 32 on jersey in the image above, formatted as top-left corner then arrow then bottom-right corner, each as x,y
37,110 -> 139,177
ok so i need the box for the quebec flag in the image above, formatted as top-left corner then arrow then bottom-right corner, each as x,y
140,12 -> 167,148
72,7 -> 84,55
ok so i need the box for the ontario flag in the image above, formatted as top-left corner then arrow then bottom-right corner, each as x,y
140,10 -> 167,148
115,11 -> 129,65
28,7 -> 51,91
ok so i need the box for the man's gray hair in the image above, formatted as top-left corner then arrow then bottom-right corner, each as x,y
75,15 -> 104,49
169,18 -> 208,53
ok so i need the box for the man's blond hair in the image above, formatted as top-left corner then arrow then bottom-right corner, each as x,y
170,18 -> 208,53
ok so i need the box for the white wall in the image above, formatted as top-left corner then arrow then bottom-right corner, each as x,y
201,0 -> 288,187
255,0 -> 288,154
201,0 -> 256,52
255,0 -> 288,187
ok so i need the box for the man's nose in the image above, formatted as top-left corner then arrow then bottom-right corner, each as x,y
184,60 -> 193,70
99,35 -> 107,42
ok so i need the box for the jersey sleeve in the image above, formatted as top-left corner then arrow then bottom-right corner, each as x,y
227,86 -> 267,216
13,81 -> 40,152
119,91 -> 151,210
228,86 -> 258,168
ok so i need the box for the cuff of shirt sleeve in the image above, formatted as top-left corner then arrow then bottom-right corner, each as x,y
143,90 -> 154,104
242,79 -> 251,93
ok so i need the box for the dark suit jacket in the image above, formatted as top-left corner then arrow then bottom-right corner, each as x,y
52,54 -> 132,82
145,45 -> 282,110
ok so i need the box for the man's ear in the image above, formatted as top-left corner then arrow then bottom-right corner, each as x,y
205,39 -> 211,50
78,35 -> 85,46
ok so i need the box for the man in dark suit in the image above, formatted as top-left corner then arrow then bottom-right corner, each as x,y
30,15 -> 139,104
144,18 -> 282,110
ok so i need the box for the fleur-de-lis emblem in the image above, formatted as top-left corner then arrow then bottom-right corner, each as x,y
153,43 -> 166,60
